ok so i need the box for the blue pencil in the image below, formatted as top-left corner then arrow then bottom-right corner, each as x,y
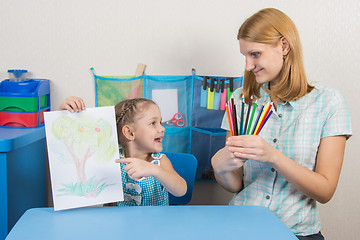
257,110 -> 273,134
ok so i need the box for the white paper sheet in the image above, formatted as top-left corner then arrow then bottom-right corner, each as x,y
152,89 -> 178,122
44,106 -> 123,211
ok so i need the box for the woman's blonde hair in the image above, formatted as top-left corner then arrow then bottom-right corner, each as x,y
237,8 -> 313,103
115,98 -> 157,146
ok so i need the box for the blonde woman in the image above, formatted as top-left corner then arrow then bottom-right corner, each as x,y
211,8 -> 351,239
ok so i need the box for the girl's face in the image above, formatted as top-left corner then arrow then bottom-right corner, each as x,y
239,39 -> 285,85
132,104 -> 165,154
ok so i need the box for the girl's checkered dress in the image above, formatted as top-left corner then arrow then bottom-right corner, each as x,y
117,151 -> 169,206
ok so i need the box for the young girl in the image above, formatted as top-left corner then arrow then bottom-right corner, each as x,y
59,97 -> 187,206
211,8 -> 351,240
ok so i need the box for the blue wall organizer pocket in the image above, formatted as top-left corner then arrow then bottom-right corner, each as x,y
93,68 -> 243,180
191,127 -> 227,180
192,75 -> 242,129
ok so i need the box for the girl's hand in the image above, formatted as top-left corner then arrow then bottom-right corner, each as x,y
58,96 -> 86,112
226,135 -> 279,164
116,158 -> 158,179
211,146 -> 246,175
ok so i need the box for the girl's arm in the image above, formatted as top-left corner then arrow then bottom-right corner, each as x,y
116,156 -> 187,197
155,155 -> 187,197
228,135 -> 346,203
58,96 -> 86,112
211,131 -> 246,193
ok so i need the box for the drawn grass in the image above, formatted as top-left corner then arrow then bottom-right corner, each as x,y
57,176 -> 115,198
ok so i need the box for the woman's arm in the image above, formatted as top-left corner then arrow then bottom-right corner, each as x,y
229,135 -> 346,203
211,131 -> 246,193
273,135 -> 345,203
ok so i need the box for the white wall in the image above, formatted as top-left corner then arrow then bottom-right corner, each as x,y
1,1 -> 360,239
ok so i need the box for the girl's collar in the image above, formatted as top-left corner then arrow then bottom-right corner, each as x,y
119,148 -> 154,162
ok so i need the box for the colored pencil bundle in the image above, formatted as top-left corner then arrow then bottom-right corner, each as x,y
225,96 -> 273,136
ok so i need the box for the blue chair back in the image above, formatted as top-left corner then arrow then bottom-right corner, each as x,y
163,152 -> 197,205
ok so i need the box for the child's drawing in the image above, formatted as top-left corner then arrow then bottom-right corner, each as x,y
44,106 -> 124,211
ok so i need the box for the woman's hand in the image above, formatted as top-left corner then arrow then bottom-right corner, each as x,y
116,158 -> 158,179
58,96 -> 86,112
226,135 -> 280,164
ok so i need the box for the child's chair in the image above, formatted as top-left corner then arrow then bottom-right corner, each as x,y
163,152 -> 197,205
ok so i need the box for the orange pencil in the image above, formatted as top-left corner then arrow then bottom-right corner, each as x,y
226,104 -> 234,136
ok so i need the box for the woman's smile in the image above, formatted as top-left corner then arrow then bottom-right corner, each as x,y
253,68 -> 264,75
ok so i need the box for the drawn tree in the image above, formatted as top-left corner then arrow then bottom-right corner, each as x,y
51,114 -> 117,197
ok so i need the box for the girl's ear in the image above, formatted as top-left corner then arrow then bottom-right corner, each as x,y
281,37 -> 290,57
122,125 -> 135,141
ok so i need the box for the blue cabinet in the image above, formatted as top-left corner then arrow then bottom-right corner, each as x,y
0,127 -> 47,240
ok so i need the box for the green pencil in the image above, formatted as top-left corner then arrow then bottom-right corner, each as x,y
247,99 -> 258,134
243,96 -> 253,135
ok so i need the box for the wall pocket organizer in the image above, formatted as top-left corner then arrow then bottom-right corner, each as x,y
92,68 -> 242,180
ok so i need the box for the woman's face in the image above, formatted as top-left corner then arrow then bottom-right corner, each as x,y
239,39 -> 285,85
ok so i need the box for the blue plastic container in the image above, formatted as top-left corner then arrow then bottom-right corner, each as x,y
0,79 -> 50,127
8,69 -> 28,82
